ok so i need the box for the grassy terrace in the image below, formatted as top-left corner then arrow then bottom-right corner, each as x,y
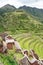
0,4 -> 43,65
13,33 -> 43,59
0,32 -> 43,65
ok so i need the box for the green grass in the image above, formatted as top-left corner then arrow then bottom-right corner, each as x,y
0,8 -> 43,64
0,53 -> 18,65
13,33 -> 43,59
0,10 -> 43,34
0,32 -> 43,65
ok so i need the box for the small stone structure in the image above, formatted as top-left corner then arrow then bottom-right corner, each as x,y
5,36 -> 14,49
19,56 -> 30,65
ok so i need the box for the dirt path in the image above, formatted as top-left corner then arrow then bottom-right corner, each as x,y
0,61 -> 4,65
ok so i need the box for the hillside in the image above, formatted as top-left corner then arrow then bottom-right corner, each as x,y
0,4 -> 43,34
19,5 -> 43,23
0,4 -> 43,64
0,4 -> 43,23
0,9 -> 43,34
0,4 -> 16,15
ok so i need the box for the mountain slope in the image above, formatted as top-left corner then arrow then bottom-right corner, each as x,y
0,4 -> 43,23
0,4 -> 16,15
19,5 -> 43,23
0,10 -> 43,34
0,4 -> 43,34
0,4 -> 43,61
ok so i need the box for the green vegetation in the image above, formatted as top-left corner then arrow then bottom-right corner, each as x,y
0,53 -> 18,65
19,5 -> 43,23
0,4 -> 16,15
0,9 -> 43,34
13,33 -> 43,59
0,4 -> 43,65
